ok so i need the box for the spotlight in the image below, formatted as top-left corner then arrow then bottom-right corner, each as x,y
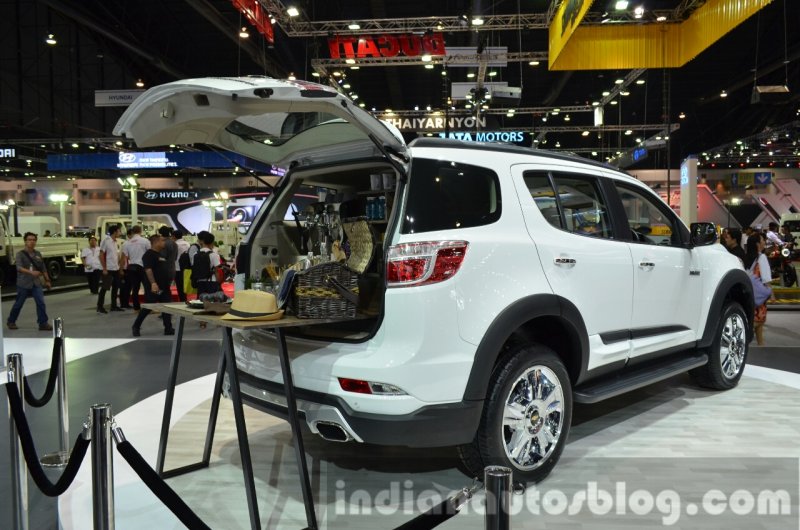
45,33 -> 57,45
472,16 -> 484,26
135,79 -> 144,88
615,1 -> 628,10
239,27 -> 249,38
348,23 -> 360,30
286,6 -> 299,17
720,90 -> 728,98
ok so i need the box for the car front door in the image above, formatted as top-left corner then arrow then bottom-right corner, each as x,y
513,166 -> 633,373
610,181 -> 703,361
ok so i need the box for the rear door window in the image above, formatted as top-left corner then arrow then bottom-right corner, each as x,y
402,158 -> 501,234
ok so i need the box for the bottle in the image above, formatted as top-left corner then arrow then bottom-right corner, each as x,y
366,197 -> 375,220
377,196 -> 386,220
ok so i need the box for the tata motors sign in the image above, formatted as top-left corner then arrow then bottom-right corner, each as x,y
328,32 -> 446,59
439,131 -> 529,145
94,89 -> 145,107
117,152 -> 178,169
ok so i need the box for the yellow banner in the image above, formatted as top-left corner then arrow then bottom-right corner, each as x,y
549,0 -> 773,70
549,0 -> 596,66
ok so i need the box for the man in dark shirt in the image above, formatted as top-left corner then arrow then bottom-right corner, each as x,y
7,232 -> 53,331
722,228 -> 745,262
158,225 -> 178,298
132,234 -> 174,336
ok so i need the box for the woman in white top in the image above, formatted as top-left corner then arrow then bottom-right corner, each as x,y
744,233 -> 772,345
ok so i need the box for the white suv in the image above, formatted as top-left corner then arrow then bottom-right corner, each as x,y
116,77 -> 754,482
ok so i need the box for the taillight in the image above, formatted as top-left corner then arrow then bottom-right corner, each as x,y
338,378 -> 406,395
386,241 -> 468,287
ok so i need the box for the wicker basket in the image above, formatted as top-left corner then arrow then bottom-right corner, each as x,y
292,262 -> 359,319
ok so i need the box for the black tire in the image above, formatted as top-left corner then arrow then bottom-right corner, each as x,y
0,265 -> 5,286
46,258 -> 63,281
783,266 -> 797,288
458,344 -> 572,484
690,301 -> 748,390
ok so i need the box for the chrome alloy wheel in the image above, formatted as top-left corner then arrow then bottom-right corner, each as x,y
502,366 -> 564,471
720,313 -> 747,379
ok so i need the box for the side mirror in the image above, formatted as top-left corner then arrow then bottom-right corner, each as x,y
690,222 -> 717,247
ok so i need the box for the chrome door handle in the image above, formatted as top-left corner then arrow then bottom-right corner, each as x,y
554,257 -> 576,265
639,261 -> 655,269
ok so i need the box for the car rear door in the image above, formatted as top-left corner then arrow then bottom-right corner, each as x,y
512,165 -> 633,373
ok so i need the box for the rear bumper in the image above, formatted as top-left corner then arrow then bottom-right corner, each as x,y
236,370 -> 483,448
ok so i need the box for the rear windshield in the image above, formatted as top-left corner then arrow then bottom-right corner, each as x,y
401,158 -> 501,234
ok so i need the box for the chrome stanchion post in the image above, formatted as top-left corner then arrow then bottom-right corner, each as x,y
484,466 -> 511,530
7,353 -> 29,530
42,318 -> 70,467
91,404 -> 115,530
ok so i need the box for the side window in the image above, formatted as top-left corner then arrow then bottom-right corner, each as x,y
524,172 -> 562,230
402,158 -> 501,234
615,184 -> 681,246
551,173 -> 613,239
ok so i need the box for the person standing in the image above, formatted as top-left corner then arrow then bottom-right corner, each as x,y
158,226 -> 178,300
744,233 -> 772,346
81,236 -> 102,294
132,235 -> 175,336
173,229 -> 190,302
121,225 -> 150,311
97,224 -> 123,313
722,228 -> 745,262
7,232 -> 53,331
193,232 -> 223,296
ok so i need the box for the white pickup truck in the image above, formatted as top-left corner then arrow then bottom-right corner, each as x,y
0,215 -> 81,284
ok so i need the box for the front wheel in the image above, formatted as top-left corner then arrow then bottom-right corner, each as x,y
690,301 -> 748,389
459,345 -> 572,484
46,259 -> 63,281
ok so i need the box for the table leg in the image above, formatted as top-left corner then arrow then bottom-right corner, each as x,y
276,328 -> 318,530
223,327 -> 261,530
156,316 -> 185,475
202,345 -> 226,464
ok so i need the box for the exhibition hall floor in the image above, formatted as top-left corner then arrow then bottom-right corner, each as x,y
1,288 -> 799,529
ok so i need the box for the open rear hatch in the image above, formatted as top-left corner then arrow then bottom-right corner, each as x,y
114,77 -> 408,340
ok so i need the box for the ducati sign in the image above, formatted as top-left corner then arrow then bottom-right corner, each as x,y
328,32 -> 446,59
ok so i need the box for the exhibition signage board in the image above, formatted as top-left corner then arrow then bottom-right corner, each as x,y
380,114 -> 489,132
728,172 -> 773,187
328,32 -> 446,59
1,147 -> 16,158
94,89 -> 145,107
437,131 -> 530,146
47,151 -> 278,174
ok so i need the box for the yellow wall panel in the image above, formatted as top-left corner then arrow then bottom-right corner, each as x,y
550,0 -> 597,65
549,0 -> 774,71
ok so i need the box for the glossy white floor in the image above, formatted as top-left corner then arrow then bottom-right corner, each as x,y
55,365 -> 800,530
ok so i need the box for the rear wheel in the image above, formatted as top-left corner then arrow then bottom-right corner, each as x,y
46,258 -> 63,281
690,301 -> 748,389
458,344 -> 572,484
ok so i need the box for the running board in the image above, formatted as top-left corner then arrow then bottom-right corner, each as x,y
574,352 -> 709,404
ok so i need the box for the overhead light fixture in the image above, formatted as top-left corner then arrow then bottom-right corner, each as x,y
135,79 -> 144,88
615,1 -> 629,10
634,6 -> 644,18
679,112 -> 686,119
348,23 -> 360,30
472,17 -> 484,26
115,140 -> 123,146
528,61 -> 540,66
358,102 -> 365,107
610,100 -> 618,105
342,83 -> 351,89
582,131 -> 590,137
286,6 -> 299,17
71,143 -> 79,148
311,72 -> 320,77
426,105 -> 432,111
424,64 -> 434,69
89,145 -> 96,150
441,71 -> 447,76
656,15 -> 667,22
421,54 -> 432,62
45,33 -> 57,46
614,78 -> 624,84
720,90 -> 728,98
625,130 -> 633,135
239,27 -> 249,38
636,79 -> 645,85
564,115 -> 571,122
465,104 -> 473,109
345,58 -> 356,64
602,91 -> 610,96
288,73 -> 296,81
467,72 -> 475,78
592,101 -> 600,106
620,90 -> 630,96
488,71 -> 497,77
555,141 -> 561,148
332,71 -> 342,77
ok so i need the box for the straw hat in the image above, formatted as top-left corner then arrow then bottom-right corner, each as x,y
221,290 -> 284,321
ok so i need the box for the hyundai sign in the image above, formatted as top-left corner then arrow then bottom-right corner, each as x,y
117,152 -> 178,169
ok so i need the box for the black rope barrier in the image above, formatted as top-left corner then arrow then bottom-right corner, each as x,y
23,336 -> 62,408
115,440 -> 212,530
6,382 -> 89,497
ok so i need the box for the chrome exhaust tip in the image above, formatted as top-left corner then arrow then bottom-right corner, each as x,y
314,421 -> 352,442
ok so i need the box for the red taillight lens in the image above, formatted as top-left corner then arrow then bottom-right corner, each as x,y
338,378 -> 372,394
386,241 -> 468,287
